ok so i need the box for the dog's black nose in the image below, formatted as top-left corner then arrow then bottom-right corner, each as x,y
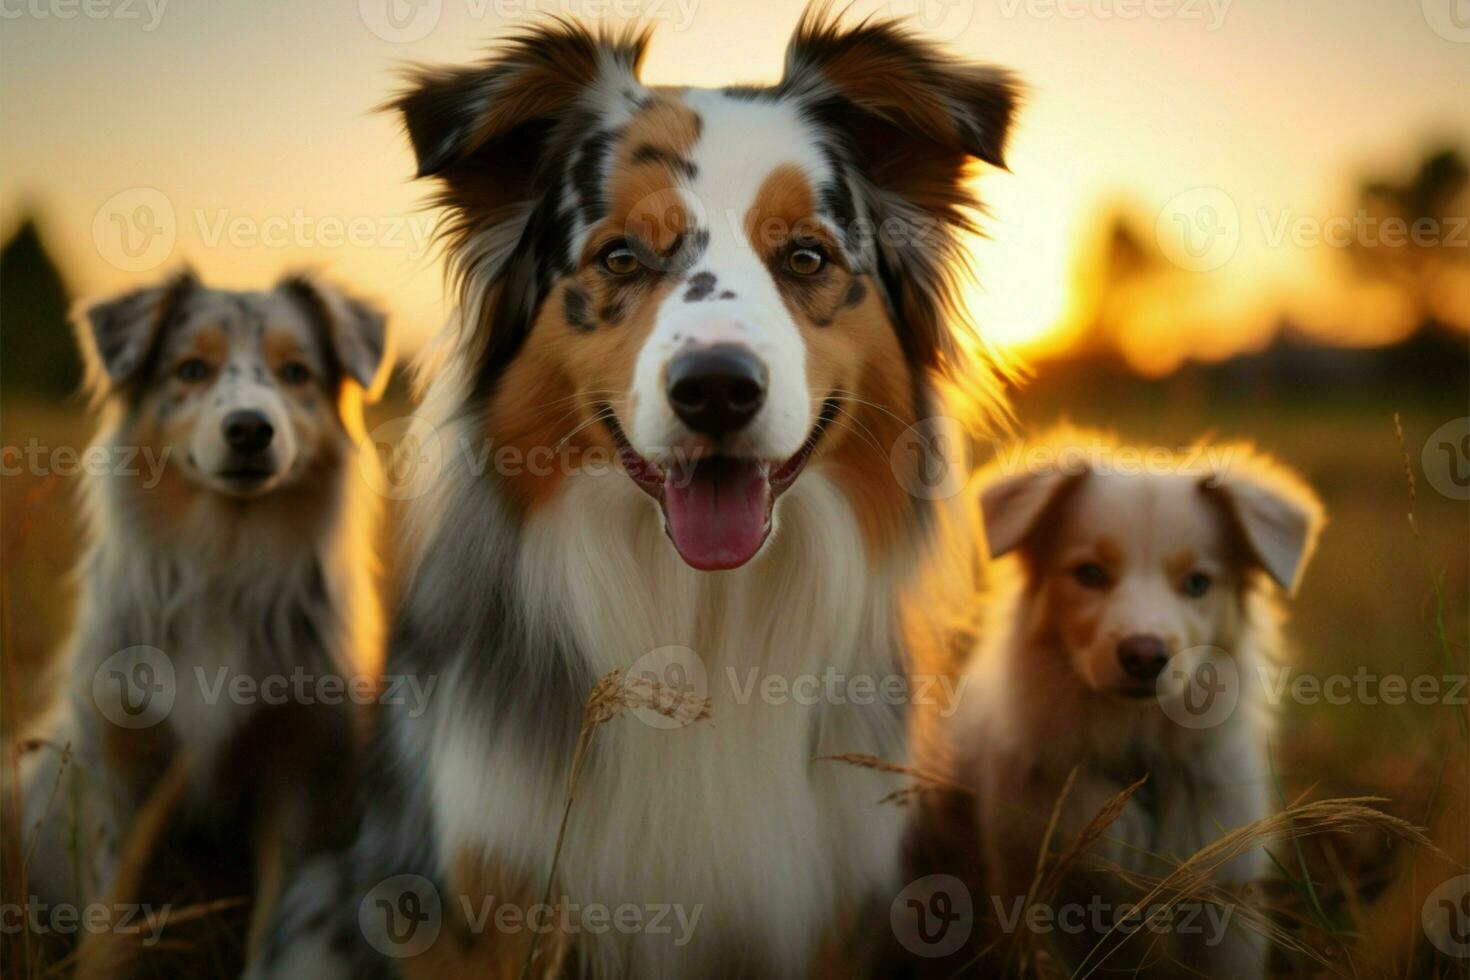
1117,635 -> 1170,681
666,345 -> 767,437
222,410 -> 274,454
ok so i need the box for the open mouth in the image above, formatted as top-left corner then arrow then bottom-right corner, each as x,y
603,398 -> 839,571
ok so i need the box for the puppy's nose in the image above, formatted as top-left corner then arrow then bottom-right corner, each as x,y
222,410 -> 274,454
1116,635 -> 1169,681
666,344 -> 767,437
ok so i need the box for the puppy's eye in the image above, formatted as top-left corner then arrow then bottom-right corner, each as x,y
281,361 -> 312,385
175,358 -> 210,383
1181,572 -> 1213,597
599,242 -> 640,276
1073,562 -> 1109,589
786,246 -> 826,276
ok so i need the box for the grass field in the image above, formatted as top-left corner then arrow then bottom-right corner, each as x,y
1,366 -> 1467,976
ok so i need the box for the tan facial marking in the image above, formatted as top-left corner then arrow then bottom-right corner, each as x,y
188,324 -> 228,366
263,328 -> 305,372
484,276 -> 674,515
1165,549 -> 1199,580
605,96 -> 702,255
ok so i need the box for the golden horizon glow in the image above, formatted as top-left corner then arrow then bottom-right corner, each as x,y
2,0 -> 1466,373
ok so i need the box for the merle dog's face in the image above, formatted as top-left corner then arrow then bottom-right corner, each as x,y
395,16 -> 1019,570
79,272 -> 386,498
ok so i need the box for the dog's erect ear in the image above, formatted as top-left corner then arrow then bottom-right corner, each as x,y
979,469 -> 1082,559
72,268 -> 198,397
1205,468 -> 1325,593
783,13 -> 1018,168
782,12 -> 1019,374
392,24 -> 648,182
277,274 -> 390,401
390,23 -> 649,384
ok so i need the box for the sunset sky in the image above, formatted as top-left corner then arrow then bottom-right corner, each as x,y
2,0 -> 1467,374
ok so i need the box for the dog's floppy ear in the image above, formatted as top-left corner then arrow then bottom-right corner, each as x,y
277,274 -> 391,401
979,468 -> 1081,559
1203,464 -> 1325,593
72,268 -> 197,399
782,11 -> 1020,374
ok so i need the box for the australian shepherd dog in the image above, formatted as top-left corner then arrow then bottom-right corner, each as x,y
18,270 -> 388,968
256,11 -> 1017,980
953,430 -> 1324,977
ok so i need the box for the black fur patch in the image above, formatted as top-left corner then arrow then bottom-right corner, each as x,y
563,287 -> 595,332
683,271 -> 717,302
599,301 -> 626,325
630,144 -> 698,181
570,130 -> 617,228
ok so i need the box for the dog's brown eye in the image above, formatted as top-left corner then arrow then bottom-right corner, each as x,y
786,246 -> 826,276
281,361 -> 312,385
176,358 -> 210,383
1073,562 -> 1109,589
1181,572 -> 1212,597
600,243 -> 640,276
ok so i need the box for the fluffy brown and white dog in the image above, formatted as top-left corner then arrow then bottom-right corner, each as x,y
19,270 -> 388,963
952,431 -> 1324,977
253,12 -> 1017,980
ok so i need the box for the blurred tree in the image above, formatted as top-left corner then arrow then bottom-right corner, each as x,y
1068,208 -> 1159,363
1,216 -> 78,399
1350,146 -> 1470,333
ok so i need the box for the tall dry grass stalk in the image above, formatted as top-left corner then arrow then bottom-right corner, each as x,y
517,667 -> 713,980
820,752 -> 975,806
71,751 -> 192,980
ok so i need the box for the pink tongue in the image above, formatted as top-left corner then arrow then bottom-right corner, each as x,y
663,458 -> 772,570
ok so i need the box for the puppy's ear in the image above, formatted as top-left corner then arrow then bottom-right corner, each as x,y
72,268 -> 197,399
782,12 -> 1020,374
979,469 -> 1081,559
1204,466 -> 1325,593
277,274 -> 391,401
389,23 -> 650,381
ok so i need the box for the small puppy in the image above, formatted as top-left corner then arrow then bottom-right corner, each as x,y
953,431 -> 1323,978
19,269 -> 388,963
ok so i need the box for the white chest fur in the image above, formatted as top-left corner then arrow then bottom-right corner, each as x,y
421,472 -> 910,976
